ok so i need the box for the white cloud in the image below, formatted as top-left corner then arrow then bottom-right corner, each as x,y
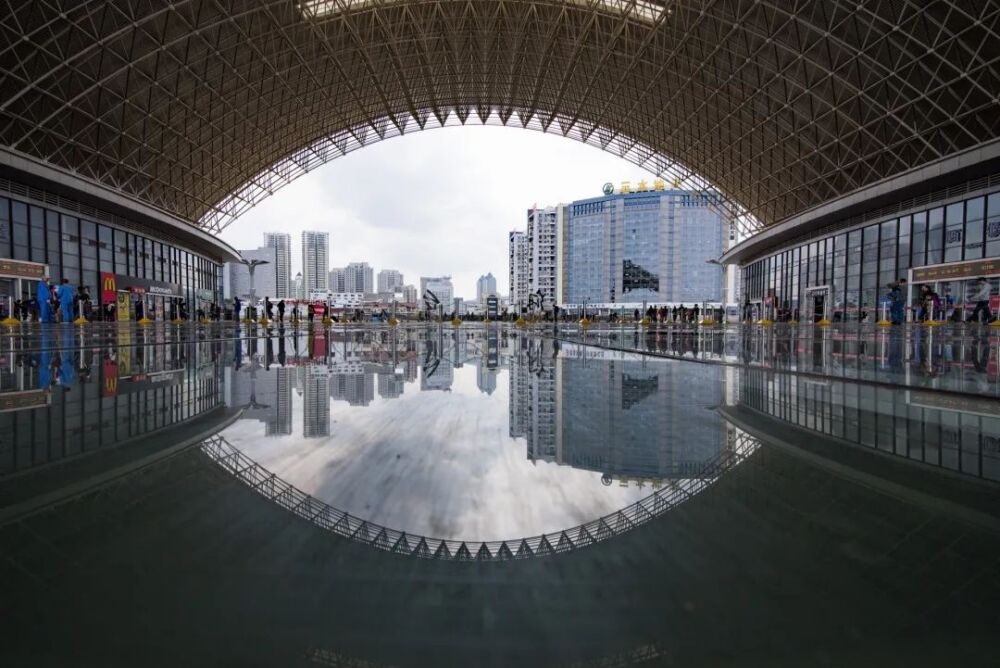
222,125 -> 652,298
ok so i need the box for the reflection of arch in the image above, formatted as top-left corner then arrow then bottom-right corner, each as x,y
5,1 -> 997,235
200,429 -> 760,561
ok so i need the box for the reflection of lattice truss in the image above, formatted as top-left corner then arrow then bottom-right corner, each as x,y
199,429 -> 760,561
2,2 -> 999,235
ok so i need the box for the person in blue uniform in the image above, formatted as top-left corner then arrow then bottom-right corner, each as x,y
57,279 -> 75,322
37,277 -> 55,323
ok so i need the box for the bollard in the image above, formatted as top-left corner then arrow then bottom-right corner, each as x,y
1,295 -> 19,326
876,302 -> 891,327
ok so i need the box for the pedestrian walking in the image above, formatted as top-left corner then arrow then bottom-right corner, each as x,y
968,277 -> 993,323
277,299 -> 285,322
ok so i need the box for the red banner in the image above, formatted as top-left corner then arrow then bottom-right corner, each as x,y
101,272 -> 117,304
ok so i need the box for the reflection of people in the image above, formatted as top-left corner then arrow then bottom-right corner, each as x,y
968,277 -> 993,324
37,277 -> 55,323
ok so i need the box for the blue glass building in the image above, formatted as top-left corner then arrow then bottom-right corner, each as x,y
560,189 -> 727,307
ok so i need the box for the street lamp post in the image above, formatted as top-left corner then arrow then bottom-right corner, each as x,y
239,258 -> 269,324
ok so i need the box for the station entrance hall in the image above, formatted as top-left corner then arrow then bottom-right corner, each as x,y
2,2 -> 1000,666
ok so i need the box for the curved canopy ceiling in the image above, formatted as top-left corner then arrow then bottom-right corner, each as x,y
2,0 -> 999,233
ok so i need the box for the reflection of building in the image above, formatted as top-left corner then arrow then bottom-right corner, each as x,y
477,363 -> 497,395
330,371 -> 375,406
266,368 -> 294,436
377,372 -> 405,399
510,343 -> 726,481
301,366 -> 330,437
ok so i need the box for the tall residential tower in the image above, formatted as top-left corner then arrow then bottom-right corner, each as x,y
301,230 -> 329,295
263,232 -> 292,298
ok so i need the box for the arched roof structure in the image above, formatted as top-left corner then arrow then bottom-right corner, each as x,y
2,1 -> 999,234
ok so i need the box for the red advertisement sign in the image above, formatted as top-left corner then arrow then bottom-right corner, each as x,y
102,359 -> 118,397
101,272 -> 117,304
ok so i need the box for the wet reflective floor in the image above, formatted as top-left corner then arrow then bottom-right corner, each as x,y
1,324 -> 999,667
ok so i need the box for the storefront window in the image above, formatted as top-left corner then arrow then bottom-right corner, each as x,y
965,196 -> 984,260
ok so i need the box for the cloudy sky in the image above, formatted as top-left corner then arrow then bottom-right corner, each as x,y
221,125 -> 653,299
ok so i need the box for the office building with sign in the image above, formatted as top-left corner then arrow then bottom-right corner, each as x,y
560,185 -> 727,308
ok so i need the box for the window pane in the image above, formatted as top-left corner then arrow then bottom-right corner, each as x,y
965,197 -> 985,260
911,211 -> 927,266
927,207 -> 944,264
944,202 -> 963,262
986,193 -> 1000,258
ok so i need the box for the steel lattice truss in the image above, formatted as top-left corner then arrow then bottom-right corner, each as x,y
2,1 -> 999,235
199,428 -> 760,561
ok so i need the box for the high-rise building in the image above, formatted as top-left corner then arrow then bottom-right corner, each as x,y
527,206 -> 559,308
476,273 -> 497,304
263,232 -> 292,298
345,262 -> 374,294
508,231 -> 529,314
329,267 -> 347,293
377,269 -> 404,294
223,247 -> 277,301
420,276 -> 453,310
401,284 -> 418,304
301,231 -> 329,294
558,188 -> 727,306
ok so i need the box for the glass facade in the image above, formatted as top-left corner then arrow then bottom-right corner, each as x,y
563,190 -> 726,306
0,191 -> 221,317
741,188 -> 1000,321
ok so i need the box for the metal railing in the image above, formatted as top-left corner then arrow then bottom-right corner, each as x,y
200,431 -> 760,561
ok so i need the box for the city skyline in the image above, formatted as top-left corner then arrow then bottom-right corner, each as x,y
222,126 -> 648,299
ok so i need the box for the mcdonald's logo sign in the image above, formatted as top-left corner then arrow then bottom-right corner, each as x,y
101,272 -> 117,303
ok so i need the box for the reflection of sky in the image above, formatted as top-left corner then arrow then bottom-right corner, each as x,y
222,365 -> 654,541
